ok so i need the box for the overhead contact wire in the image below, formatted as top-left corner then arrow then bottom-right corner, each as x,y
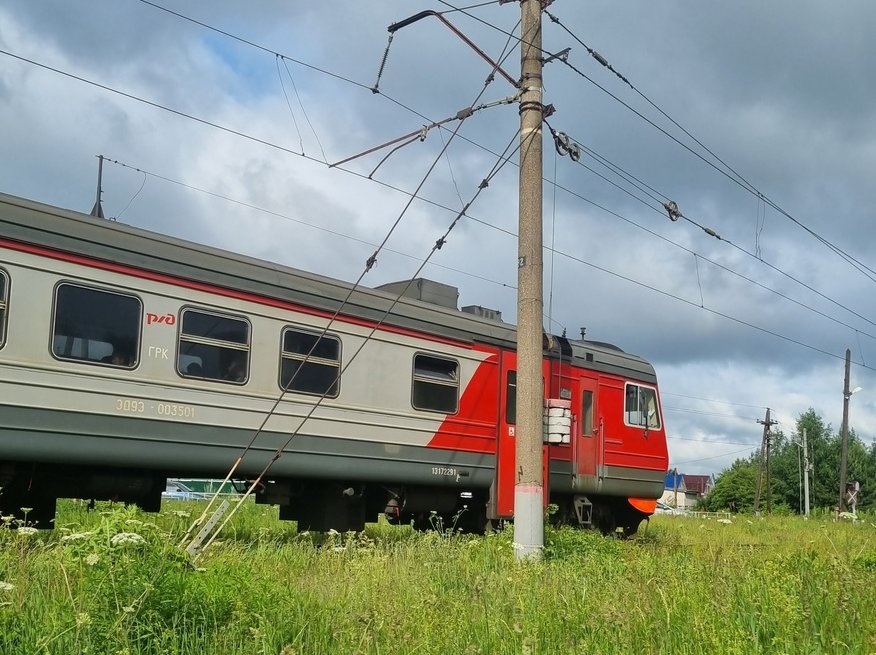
192,38 -> 522,558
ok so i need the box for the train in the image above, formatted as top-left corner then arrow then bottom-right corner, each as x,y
0,192 -> 668,535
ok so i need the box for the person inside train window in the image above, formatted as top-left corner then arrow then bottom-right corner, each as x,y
186,362 -> 203,377
222,354 -> 246,382
102,340 -> 133,366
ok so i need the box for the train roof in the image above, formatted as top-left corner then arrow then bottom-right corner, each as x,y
0,192 -> 656,383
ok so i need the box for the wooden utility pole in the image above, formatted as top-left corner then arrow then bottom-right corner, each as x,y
753,408 -> 777,516
839,349 -> 851,512
514,0 -> 545,561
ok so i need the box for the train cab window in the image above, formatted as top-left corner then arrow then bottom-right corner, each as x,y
582,390 -> 594,436
624,383 -> 661,429
51,283 -> 141,367
178,309 -> 250,384
0,269 -> 7,349
279,327 -> 341,397
412,354 -> 459,413
505,370 -> 517,424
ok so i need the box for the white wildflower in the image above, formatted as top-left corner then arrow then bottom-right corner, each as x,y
717,518 -> 732,525
124,519 -> 143,526
170,510 -> 191,518
16,526 -> 37,536
1,515 -> 13,524
110,532 -> 145,547
61,531 -> 95,542
76,612 -> 91,626
0,581 -> 14,592
122,605 -> 136,613
85,553 -> 100,566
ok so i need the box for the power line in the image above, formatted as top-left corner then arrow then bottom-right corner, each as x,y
542,8 -> 876,288
437,1 -> 876,291
668,435 -> 757,447
545,122 -> 876,339
672,446 -> 755,467
132,0 -> 876,339
103,157 -> 515,291
4,49 -> 874,373
663,406 -> 761,421
660,391 -> 767,410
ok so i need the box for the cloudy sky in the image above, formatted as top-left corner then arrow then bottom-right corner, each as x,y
2,1 -> 876,477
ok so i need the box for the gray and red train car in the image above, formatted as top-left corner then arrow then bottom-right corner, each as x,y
0,192 -> 667,534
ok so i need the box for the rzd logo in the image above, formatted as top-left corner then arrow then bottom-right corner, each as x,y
146,312 -> 176,326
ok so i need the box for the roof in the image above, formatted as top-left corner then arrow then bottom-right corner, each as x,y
682,474 -> 713,495
664,471 -> 685,491
0,192 -> 659,383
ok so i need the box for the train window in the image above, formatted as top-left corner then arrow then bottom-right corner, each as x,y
0,269 -> 7,349
505,370 -> 517,424
51,283 -> 141,367
279,328 -> 341,397
582,390 -> 594,436
178,309 -> 250,384
624,383 -> 661,429
412,354 -> 459,413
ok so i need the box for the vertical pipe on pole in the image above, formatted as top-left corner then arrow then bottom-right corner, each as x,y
839,348 -> 851,512
797,441 -> 802,514
765,408 -> 772,515
514,0 -> 545,562
802,427 -> 810,518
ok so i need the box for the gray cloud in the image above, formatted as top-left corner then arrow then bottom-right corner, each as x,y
3,0 -> 876,474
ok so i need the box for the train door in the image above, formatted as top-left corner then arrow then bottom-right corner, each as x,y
495,353 -> 518,517
493,353 -> 550,519
572,375 -> 600,489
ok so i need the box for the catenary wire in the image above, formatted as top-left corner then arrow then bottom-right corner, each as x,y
129,1 -> 876,338
3,50 -> 873,373
544,120 -> 876,337
439,1 -> 876,287
188,43 -> 520,558
195,128 -> 522,559
103,157 -> 514,291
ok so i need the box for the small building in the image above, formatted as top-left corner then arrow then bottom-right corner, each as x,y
660,471 -> 713,510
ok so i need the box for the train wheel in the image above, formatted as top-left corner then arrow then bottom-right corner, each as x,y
621,520 -> 641,539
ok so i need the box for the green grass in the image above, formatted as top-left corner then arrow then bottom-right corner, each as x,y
1,502 -> 875,654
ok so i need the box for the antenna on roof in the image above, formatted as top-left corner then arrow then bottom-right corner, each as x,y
90,154 -> 106,219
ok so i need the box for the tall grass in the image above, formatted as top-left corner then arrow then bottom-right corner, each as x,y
1,503 -> 874,654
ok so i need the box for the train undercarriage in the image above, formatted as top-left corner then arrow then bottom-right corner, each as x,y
0,461 -> 649,538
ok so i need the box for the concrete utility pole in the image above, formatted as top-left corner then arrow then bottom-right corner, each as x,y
839,348 -> 851,512
802,427 -> 810,518
514,0 -> 545,562
753,408 -> 777,516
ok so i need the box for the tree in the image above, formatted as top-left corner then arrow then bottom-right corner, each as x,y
705,408 -> 876,513
703,457 -> 758,512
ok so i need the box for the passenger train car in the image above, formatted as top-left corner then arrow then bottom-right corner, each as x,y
0,192 -> 668,534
